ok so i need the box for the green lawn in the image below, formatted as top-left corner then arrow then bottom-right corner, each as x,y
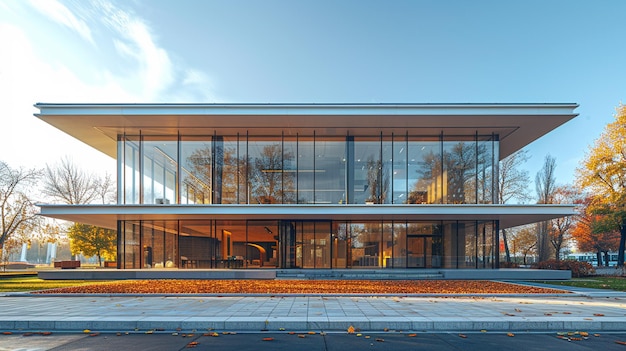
532,276 -> 626,291
0,276 -> 105,293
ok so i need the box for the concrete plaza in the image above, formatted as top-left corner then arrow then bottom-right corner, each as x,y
1,283 -> 625,334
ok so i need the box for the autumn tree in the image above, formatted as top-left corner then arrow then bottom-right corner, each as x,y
0,161 -> 41,260
535,154 -> 558,261
549,185 -> 579,260
571,196 -> 621,266
510,226 -> 536,265
576,104 -> 626,266
498,149 -> 531,262
67,223 -> 116,266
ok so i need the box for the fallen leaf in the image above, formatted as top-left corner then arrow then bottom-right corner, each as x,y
615,340 -> 626,345
507,333 -> 515,337
459,334 -> 467,338
594,313 -> 605,316
347,325 -> 355,334
376,338 -> 385,342
407,333 -> 417,337
262,337 -> 274,341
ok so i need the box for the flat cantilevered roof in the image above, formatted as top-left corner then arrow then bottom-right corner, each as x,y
37,203 -> 577,231
34,103 -> 578,160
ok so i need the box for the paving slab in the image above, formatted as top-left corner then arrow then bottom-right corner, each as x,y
1,285 -> 626,333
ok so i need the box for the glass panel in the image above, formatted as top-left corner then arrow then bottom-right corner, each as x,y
391,222 -> 407,268
382,222 -> 393,267
249,137 -> 283,204
283,136 -> 298,204
332,222 -> 348,268
462,221 -> 478,268
443,137 -> 477,204
122,221 -> 140,268
477,136 -> 496,204
443,221 -> 464,269
219,136 -> 246,204
141,221 -> 178,268
478,221 -> 496,269
315,222 -> 331,268
143,137 -> 178,205
214,220 -> 246,268
179,220 -> 217,268
381,137 -> 393,204
350,222 -> 382,267
180,136 -> 212,204
302,222 -> 315,268
407,222 -> 442,268
407,137 -> 442,204
123,136 -> 140,204
298,136 -> 315,204
353,136 -> 382,204
280,221 -> 298,268
392,135 -> 407,204
246,221 -> 279,267
315,137 -> 347,204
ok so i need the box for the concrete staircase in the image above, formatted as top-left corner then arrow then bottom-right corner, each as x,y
276,269 -> 444,280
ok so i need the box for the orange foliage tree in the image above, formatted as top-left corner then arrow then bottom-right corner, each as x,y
576,104 -> 626,266
571,196 -> 620,266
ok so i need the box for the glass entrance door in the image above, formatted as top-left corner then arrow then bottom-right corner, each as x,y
407,236 -> 428,268
279,220 -> 332,268
407,236 -> 442,268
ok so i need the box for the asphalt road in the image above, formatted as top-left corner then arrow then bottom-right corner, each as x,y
2,331 -> 626,351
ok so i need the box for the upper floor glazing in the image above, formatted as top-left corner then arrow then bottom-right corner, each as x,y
118,131 -> 499,205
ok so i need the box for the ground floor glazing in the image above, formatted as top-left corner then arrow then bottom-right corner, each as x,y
118,219 -> 499,269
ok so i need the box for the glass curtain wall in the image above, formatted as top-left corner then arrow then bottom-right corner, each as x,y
118,219 -> 498,269
119,132 -> 497,206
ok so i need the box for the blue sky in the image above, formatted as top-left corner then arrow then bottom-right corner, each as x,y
1,0 -> 625,196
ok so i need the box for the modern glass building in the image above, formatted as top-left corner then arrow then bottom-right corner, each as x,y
35,103 -> 578,270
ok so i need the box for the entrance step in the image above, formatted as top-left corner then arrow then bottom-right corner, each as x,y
275,269 -> 443,280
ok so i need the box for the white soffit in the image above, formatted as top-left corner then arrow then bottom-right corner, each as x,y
33,103 -> 579,160
37,203 -> 577,231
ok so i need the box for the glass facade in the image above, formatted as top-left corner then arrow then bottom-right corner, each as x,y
118,219 -> 497,269
119,132 -> 498,206
116,131 -> 500,269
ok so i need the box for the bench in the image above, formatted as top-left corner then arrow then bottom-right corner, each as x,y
53,261 -> 81,269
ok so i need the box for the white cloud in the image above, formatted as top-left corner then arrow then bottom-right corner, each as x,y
0,0 -> 221,176
28,0 -> 94,45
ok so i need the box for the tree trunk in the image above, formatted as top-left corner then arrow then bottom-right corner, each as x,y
596,251 -> 602,267
618,219 -> 626,267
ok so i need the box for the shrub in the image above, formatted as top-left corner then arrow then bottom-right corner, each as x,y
532,259 -> 595,278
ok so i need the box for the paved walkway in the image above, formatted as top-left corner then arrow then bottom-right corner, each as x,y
1,285 -> 626,333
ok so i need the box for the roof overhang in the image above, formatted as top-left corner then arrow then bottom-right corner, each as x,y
37,203 -> 577,230
33,103 -> 578,160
